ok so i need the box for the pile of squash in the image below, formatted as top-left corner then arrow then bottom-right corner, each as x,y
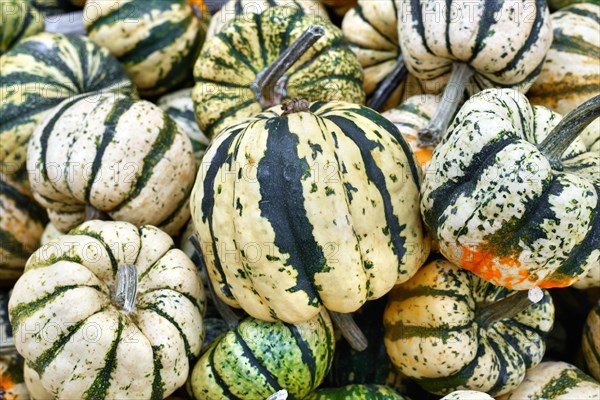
0,0 -> 599,399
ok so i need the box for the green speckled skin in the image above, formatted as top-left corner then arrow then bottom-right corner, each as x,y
306,384 -> 409,399
547,0 -> 600,11
0,0 -> 43,55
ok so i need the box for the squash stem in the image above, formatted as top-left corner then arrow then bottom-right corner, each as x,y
114,264 -> 138,314
418,62 -> 473,146
477,287 -> 544,328
538,94 -> 600,170
84,204 -> 109,222
368,55 -> 408,112
329,311 -> 368,351
190,234 -> 241,328
252,25 -> 325,108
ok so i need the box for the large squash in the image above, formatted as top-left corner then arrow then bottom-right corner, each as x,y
421,89 -> 600,290
528,4 -> 600,115
384,259 -> 554,396
26,93 -> 196,236
9,220 -> 206,399
190,100 -> 429,324
84,0 -> 209,96
583,303 -> 600,381
0,33 -> 135,175
305,384 -> 409,399
193,6 -> 364,137
0,0 -> 43,55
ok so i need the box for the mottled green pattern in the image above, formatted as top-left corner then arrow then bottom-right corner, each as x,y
306,384 -> 409,399
0,0 -> 44,54
548,0 -> 600,11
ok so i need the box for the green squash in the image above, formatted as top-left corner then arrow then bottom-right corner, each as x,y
193,6 -> 365,137
0,32 -> 135,175
582,303 -> 600,381
305,384 -> 409,400
384,259 -> 554,396
0,0 -> 44,55
187,311 -> 334,400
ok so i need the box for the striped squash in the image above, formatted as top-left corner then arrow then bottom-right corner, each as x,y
574,264 -> 600,289
305,384 -> 409,400
40,223 -> 61,246
9,220 -> 206,399
24,365 -> 52,400
190,100 -> 429,323
84,0 -> 209,96
26,93 -> 196,236
0,0 -> 44,55
0,171 -> 48,284
206,0 -> 328,38
0,32 -> 135,175
30,0 -> 78,15
583,303 -> 600,381
0,355 -> 28,400
193,6 -> 365,137
528,4 -> 600,115
548,0 -> 599,11
421,89 -> 600,290
319,0 -> 356,16
441,391 -> 494,400
157,88 -> 210,165
581,123 -> 600,152
497,362 -> 600,399
187,311 -> 334,400
384,259 -> 554,396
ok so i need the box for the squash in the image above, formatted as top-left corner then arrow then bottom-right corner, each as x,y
528,4 -> 600,115
497,362 -> 600,399
1,355 -> 28,400
583,302 -> 600,381
30,0 -> 78,15
319,0 -> 356,16
0,32 -> 135,175
157,88 -> 210,166
84,0 -> 209,96
582,123 -> 600,152
397,0 -> 552,145
342,0 -> 424,111
193,6 -> 365,137
421,89 -> 600,290
440,391 -> 494,400
305,384 -> 409,400
384,259 -> 554,396
547,0 -> 596,11
574,266 -> 600,289
24,364 -> 52,400
0,171 -> 48,284
206,0 -> 328,38
26,92 -> 196,236
190,99 -> 429,326
0,0 -> 44,55
9,220 -> 206,399
40,223 -> 61,246
187,311 -> 334,400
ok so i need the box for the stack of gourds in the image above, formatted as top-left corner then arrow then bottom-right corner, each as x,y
0,0 -> 598,399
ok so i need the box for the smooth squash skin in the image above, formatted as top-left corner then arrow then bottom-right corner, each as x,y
582,303 -> 600,381
305,384 -> 409,400
0,0 -> 44,55
440,391 -> 494,400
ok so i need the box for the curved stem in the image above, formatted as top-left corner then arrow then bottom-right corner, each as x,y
190,234 -> 241,328
478,287 -> 544,328
251,25 -> 325,108
114,264 -> 138,314
85,204 -> 109,222
368,55 -> 408,112
329,311 -> 368,352
419,62 -> 473,146
538,94 -> 600,170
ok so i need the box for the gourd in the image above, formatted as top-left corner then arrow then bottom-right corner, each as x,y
187,311 -> 334,400
440,391 -> 494,400
84,0 -> 209,96
547,0 -> 597,11
0,32 -> 135,175
193,6 -> 365,137
319,0 -> 356,16
528,4 -> 600,115
581,123 -> 600,152
574,265 -> 600,289
24,365 -> 51,400
384,259 -> 554,396
9,220 -> 206,399
190,99 -> 429,329
40,223 -> 61,246
305,384 -> 409,399
497,362 -> 600,399
0,0 -> 44,55
30,0 -> 79,16
26,92 -> 196,236
583,303 -> 600,381
157,88 -> 210,165
397,0 -> 552,146
421,89 -> 600,290
206,0 -> 328,38
0,171 -> 48,284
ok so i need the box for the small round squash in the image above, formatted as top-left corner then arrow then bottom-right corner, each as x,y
0,0 -> 44,55
583,303 -> 600,381
305,384 -> 409,400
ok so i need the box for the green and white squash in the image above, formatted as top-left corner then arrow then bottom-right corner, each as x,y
305,384 -> 409,400
206,0 -> 328,38
384,259 -> 554,396
193,6 -> 365,137
547,0 -> 598,11
30,0 -> 79,16
26,92 -> 196,236
440,391 -> 494,400
583,303 -> 600,381
157,88 -> 210,165
9,220 -> 206,399
497,362 -> 600,399
421,89 -> 600,290
0,0 -> 44,55
574,264 -> 600,289
84,0 -> 208,96
39,223 -> 61,246
190,100 -> 429,324
0,32 -> 135,175
528,4 -> 600,115
187,311 -> 334,400
23,365 -> 50,400
581,122 -> 600,152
